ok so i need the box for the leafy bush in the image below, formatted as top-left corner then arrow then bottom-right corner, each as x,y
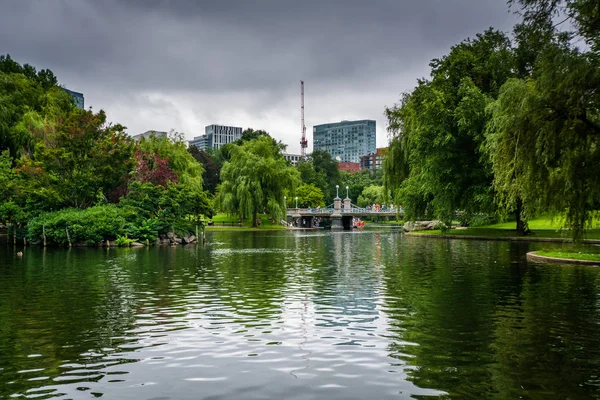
125,219 -> 159,242
115,234 -> 136,246
27,205 -> 131,244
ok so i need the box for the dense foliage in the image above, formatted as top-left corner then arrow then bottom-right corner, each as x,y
0,55 -> 214,245
296,184 -> 325,208
218,136 -> 300,226
296,150 -> 341,204
383,0 -> 600,239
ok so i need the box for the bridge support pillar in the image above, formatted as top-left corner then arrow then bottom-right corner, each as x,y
331,216 -> 343,229
343,197 -> 351,211
331,197 -> 343,229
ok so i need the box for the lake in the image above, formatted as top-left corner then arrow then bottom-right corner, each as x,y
1,230 -> 599,399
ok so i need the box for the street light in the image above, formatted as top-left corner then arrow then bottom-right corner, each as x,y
346,185 -> 349,199
284,196 -> 287,209
295,196 -> 298,208
336,185 -> 339,198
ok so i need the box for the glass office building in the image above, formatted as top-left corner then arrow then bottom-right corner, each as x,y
64,88 -> 84,109
313,120 -> 376,163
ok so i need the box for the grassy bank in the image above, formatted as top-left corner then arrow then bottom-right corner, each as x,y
411,217 -> 600,240
208,213 -> 288,230
536,250 -> 600,262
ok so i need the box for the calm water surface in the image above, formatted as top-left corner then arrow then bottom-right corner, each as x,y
1,230 -> 600,399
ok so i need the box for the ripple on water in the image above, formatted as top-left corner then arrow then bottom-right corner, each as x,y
1,232 -> 599,399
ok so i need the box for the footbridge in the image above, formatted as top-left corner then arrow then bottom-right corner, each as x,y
286,197 -> 402,229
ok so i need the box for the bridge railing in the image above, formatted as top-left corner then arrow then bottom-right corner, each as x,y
345,203 -> 403,213
285,207 -> 333,214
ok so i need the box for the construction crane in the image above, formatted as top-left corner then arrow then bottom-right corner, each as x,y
300,80 -> 308,157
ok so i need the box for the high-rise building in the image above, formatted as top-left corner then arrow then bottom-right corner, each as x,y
313,120 -> 376,163
360,147 -> 388,170
189,124 -> 242,151
64,88 -> 84,109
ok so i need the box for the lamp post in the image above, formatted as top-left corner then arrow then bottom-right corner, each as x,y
295,196 -> 298,208
346,185 -> 349,199
284,196 -> 287,209
336,185 -> 339,198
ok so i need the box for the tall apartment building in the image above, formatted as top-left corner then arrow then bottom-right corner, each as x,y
189,124 -> 243,151
313,120 -> 376,163
360,147 -> 388,170
64,88 -> 84,109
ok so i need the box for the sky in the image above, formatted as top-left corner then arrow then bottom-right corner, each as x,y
0,0 -> 519,153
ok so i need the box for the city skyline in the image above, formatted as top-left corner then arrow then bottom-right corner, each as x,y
0,1 -> 517,153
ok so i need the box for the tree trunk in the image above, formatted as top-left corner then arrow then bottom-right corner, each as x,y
65,227 -> 72,247
252,209 -> 258,228
515,197 -> 529,236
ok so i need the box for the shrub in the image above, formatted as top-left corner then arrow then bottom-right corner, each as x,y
27,205 -> 131,244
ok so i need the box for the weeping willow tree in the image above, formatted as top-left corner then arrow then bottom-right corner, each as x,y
383,29 -> 513,225
484,0 -> 600,240
218,135 -> 300,227
486,46 -> 600,240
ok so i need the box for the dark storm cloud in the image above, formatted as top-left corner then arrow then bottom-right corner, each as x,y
0,0 -> 518,149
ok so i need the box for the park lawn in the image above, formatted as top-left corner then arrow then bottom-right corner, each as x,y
412,216 -> 600,240
208,213 -> 288,230
536,250 -> 600,262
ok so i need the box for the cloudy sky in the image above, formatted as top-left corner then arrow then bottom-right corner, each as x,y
1,0 -> 518,153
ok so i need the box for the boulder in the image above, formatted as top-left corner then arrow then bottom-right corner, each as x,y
167,232 -> 176,240
182,232 -> 191,244
130,242 -> 144,247
403,221 -> 443,232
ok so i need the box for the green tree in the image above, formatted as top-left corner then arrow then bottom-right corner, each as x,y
219,136 -> 300,227
341,169 -> 382,203
509,0 -> 600,53
0,55 -> 72,158
137,131 -> 203,190
486,47 -> 600,239
17,109 -> 135,210
299,150 -> 341,204
296,184 -> 325,208
0,150 -> 16,202
188,146 -> 221,194
384,29 -> 515,225
357,185 -> 385,208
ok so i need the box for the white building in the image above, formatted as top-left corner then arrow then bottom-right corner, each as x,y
189,124 -> 243,151
283,153 -> 303,166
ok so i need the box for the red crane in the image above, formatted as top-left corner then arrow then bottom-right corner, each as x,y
300,80 -> 308,157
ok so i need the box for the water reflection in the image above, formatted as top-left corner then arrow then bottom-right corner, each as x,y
1,231 -> 599,399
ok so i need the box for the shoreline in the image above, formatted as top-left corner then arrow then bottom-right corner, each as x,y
526,251 -> 600,266
405,232 -> 600,245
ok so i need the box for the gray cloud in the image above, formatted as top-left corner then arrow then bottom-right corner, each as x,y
0,0 -> 518,152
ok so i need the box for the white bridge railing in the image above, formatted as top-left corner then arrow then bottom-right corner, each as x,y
286,205 -> 402,214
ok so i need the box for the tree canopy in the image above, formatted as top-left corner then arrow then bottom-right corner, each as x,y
384,29 -> 514,225
296,184 -> 325,208
218,135 -> 300,226
297,150 -> 341,204
383,1 -> 600,239
485,0 -> 600,239
0,55 -> 214,244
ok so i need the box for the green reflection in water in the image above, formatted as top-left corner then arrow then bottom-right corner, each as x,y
0,232 -> 599,399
